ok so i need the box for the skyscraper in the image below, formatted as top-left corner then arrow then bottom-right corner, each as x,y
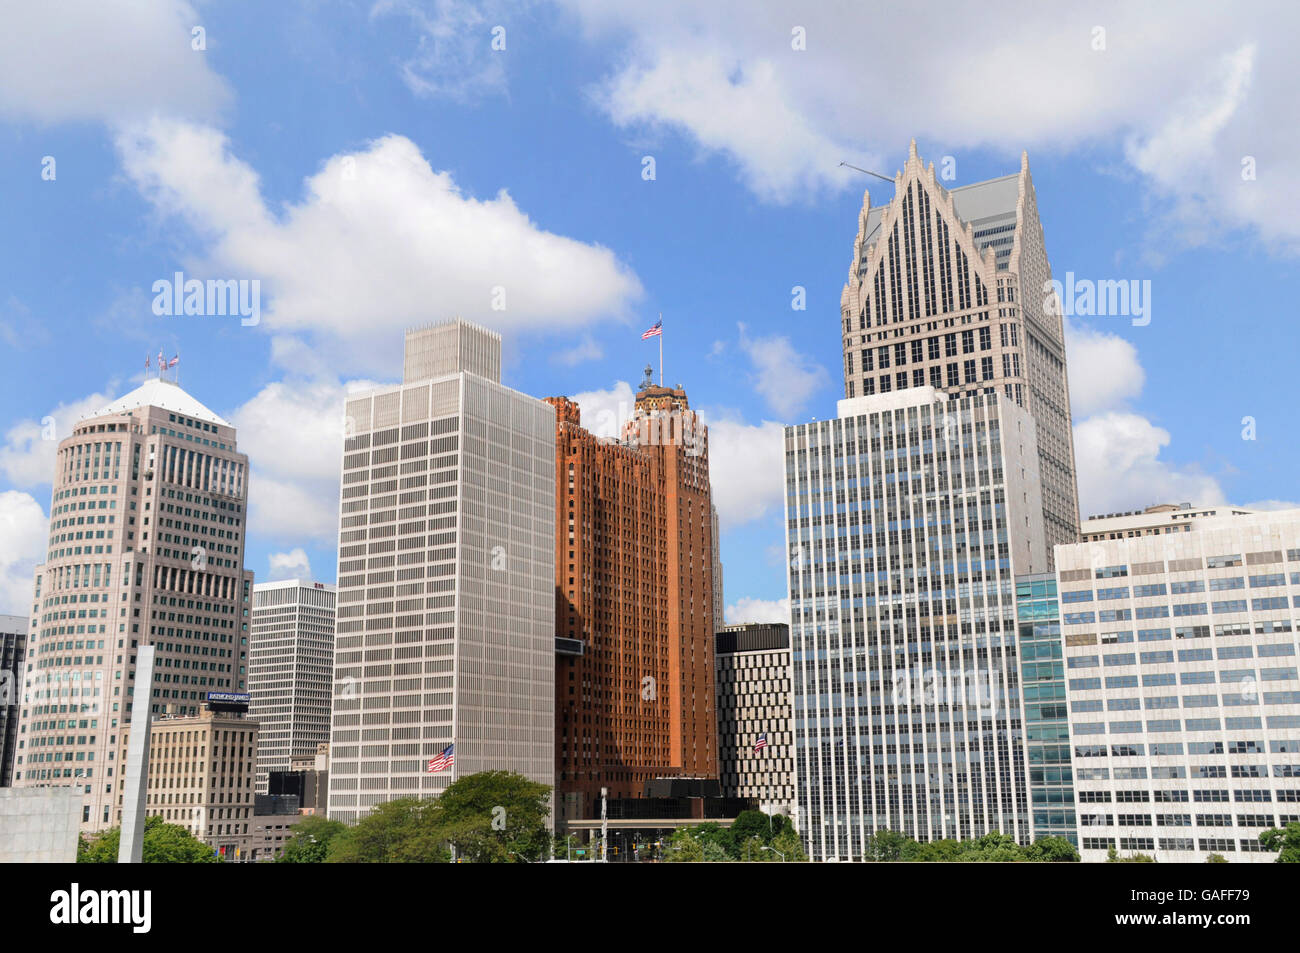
327,319 -> 556,823
548,377 -> 717,825
249,579 -> 336,792
15,378 -> 253,831
785,386 -> 1047,860
838,141 -> 1079,559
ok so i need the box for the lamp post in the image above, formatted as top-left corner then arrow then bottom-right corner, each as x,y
762,845 -> 786,863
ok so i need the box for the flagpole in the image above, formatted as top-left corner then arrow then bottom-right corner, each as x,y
658,312 -> 663,386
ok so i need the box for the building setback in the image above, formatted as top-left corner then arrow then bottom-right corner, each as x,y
785,386 -> 1047,860
249,579 -> 336,792
1056,509 -> 1300,862
328,320 -> 556,823
714,622 -> 794,813
1,614 -> 28,786
838,141 -> 1079,562
548,378 -> 717,824
14,378 -> 253,832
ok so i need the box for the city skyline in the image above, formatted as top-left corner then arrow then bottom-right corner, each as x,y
4,4 -> 1300,632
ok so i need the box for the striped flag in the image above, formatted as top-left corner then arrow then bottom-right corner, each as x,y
754,733 -> 768,753
641,319 -> 662,340
426,743 -> 455,773
168,356 -> 179,368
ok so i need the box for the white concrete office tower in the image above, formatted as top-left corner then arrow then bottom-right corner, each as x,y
328,319 -> 556,823
785,385 -> 1048,861
839,141 -> 1079,561
1056,509 -> 1300,863
249,579 -> 337,792
14,378 -> 254,831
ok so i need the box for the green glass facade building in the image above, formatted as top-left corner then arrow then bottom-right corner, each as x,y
1017,572 -> 1077,844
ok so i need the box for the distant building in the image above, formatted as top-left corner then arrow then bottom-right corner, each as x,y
249,579 -> 336,793
328,320 -> 556,823
711,505 -> 725,632
14,377 -> 254,832
0,614 -> 27,786
547,376 -> 717,826
1056,508 -> 1300,862
714,622 -> 793,813
116,703 -> 259,860
268,742 -> 330,815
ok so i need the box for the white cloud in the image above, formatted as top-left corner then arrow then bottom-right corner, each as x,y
0,491 -> 47,614
115,119 -> 644,375
1074,412 -> 1224,517
229,377 -> 383,545
726,595 -> 788,626
566,380 -> 636,438
0,0 -> 230,125
737,322 -> 828,420
701,413 -> 786,530
551,334 -> 605,367
267,548 -> 313,582
372,0 -> 513,102
0,391 -> 116,488
1063,319 -> 1145,418
558,1 -> 1300,250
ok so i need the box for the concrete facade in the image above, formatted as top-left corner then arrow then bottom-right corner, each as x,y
14,377 -> 254,833
0,786 -> 83,863
328,319 -> 556,823
1056,509 -> 1300,862
0,613 -> 27,786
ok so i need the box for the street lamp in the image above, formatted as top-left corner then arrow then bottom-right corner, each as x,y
762,846 -> 786,863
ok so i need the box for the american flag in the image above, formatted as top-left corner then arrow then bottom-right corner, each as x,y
168,356 -> 179,368
754,733 -> 768,753
427,743 -> 455,773
641,319 -> 662,340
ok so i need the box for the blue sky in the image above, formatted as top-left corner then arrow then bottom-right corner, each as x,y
2,1 -> 1299,620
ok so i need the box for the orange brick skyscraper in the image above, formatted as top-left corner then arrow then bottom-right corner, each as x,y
547,372 -> 718,824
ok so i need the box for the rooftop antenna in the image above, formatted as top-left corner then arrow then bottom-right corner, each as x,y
838,161 -> 894,183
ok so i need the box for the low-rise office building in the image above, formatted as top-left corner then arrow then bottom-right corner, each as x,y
715,622 -> 793,813
1056,509 -> 1300,862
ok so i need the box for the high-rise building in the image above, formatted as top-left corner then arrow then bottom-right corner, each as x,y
715,622 -> 793,813
838,141 -> 1079,560
14,378 -> 253,831
249,579 -> 336,792
1015,573 -> 1077,845
548,377 -> 717,825
328,319 -> 556,823
116,702 -> 258,858
1055,508 -> 1300,862
785,385 -> 1048,860
1,614 -> 28,786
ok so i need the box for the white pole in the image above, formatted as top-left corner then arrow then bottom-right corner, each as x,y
658,313 -> 663,386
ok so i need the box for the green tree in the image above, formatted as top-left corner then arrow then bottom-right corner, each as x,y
1260,822 -> 1300,863
431,770 -> 551,862
700,840 -> 732,862
769,827 -> 808,862
1023,836 -> 1080,863
662,828 -> 703,862
326,798 -> 449,863
78,815 -> 220,863
277,815 -> 347,863
1205,853 -> 1229,863
863,828 -> 910,861
1106,845 -> 1155,863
